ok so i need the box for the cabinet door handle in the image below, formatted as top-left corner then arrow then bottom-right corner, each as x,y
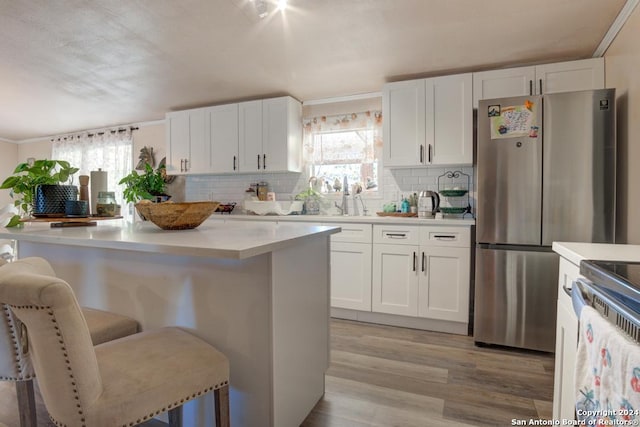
529,80 -> 533,96
180,159 -> 184,172
386,233 -> 407,238
539,78 -> 543,95
428,144 -> 432,163
563,282 -> 573,297
413,251 -> 417,272
422,252 -> 426,272
233,155 -> 236,171
184,159 -> 189,172
263,154 -> 266,170
420,145 -> 424,163
257,154 -> 261,170
433,234 -> 456,240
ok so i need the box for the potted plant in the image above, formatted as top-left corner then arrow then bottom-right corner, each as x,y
119,162 -> 169,204
0,159 -> 79,227
295,188 -> 322,215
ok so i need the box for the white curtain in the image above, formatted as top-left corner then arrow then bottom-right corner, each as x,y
51,130 -> 133,209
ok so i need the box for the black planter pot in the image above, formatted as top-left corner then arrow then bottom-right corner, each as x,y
33,184 -> 78,217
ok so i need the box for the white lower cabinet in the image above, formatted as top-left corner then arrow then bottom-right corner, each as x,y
418,246 -> 470,322
553,257 -> 580,421
372,243 -> 419,316
329,223 -> 373,311
331,242 -> 372,311
372,225 -> 471,323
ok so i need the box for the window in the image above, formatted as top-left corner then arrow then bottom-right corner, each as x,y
51,130 -> 133,209
303,110 -> 382,195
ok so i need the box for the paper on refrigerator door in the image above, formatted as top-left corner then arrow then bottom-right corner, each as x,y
490,101 -> 537,139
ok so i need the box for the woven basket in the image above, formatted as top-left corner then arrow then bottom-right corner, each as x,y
134,201 -> 220,230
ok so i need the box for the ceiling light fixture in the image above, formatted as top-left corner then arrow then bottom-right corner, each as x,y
253,0 -> 268,18
277,0 -> 287,11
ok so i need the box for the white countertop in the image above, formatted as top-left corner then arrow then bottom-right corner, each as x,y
552,241 -> 640,265
209,213 -> 475,226
0,220 -> 340,260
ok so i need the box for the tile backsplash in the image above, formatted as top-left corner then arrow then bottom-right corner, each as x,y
185,165 -> 475,215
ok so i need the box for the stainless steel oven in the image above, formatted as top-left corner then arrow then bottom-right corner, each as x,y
576,260 -> 640,343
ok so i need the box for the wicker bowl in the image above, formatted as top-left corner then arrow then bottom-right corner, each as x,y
134,201 -> 220,230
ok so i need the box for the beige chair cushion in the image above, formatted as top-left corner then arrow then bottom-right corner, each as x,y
0,257 -> 229,427
0,258 -> 139,381
81,307 -> 139,346
91,328 -> 229,426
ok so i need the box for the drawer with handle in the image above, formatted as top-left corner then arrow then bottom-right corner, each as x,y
373,225 -> 420,245
327,223 -> 372,243
420,226 -> 470,248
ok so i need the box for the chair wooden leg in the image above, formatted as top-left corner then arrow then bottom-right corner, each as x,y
168,405 -> 183,427
214,385 -> 230,427
15,379 -> 37,427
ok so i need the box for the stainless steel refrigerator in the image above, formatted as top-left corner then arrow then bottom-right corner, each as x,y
474,89 -> 616,352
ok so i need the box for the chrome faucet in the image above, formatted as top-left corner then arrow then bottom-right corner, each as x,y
334,176 -> 349,216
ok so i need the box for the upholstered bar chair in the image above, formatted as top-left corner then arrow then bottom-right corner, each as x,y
0,258 -> 140,427
0,257 -> 230,427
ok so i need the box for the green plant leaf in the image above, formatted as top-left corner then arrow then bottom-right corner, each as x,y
0,176 -> 20,189
5,215 -> 22,228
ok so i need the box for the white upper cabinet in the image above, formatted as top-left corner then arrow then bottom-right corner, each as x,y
209,104 -> 239,174
262,97 -> 302,173
382,79 -> 426,167
239,96 -> 302,173
383,73 -> 473,167
167,96 -> 302,175
166,108 -> 210,174
238,100 -> 263,172
430,73 -> 473,165
472,66 -> 535,108
473,58 -> 604,107
535,58 -> 604,95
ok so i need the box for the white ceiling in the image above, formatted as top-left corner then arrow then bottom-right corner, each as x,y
0,0 -> 627,142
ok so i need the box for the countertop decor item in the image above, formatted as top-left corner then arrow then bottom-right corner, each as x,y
216,203 -> 237,214
20,215 -> 123,228
0,159 -> 79,227
376,212 -> 417,217
90,169 -> 107,216
134,201 -> 219,230
244,200 -> 303,216
439,189 -> 468,197
119,162 -> 169,203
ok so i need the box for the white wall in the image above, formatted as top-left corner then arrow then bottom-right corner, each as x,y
605,5 -> 640,243
0,141 -> 19,207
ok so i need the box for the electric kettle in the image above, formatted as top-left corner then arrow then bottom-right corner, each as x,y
418,191 -> 440,218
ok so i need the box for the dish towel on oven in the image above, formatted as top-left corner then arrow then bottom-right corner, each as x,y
575,305 -> 640,424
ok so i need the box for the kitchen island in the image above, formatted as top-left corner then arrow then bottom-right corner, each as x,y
0,220 -> 340,427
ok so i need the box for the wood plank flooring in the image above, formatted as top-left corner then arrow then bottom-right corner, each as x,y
0,319 -> 554,427
301,319 -> 554,427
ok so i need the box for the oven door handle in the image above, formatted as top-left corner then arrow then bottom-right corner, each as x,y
572,278 -> 591,317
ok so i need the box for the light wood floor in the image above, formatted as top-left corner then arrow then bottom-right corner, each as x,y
0,319 -> 554,427
301,319 -> 554,427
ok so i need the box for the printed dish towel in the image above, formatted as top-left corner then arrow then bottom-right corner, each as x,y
575,305 -> 640,423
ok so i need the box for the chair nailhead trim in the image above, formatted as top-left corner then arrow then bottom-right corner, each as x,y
118,381 -> 229,427
2,304 -> 26,379
8,304 -> 87,427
